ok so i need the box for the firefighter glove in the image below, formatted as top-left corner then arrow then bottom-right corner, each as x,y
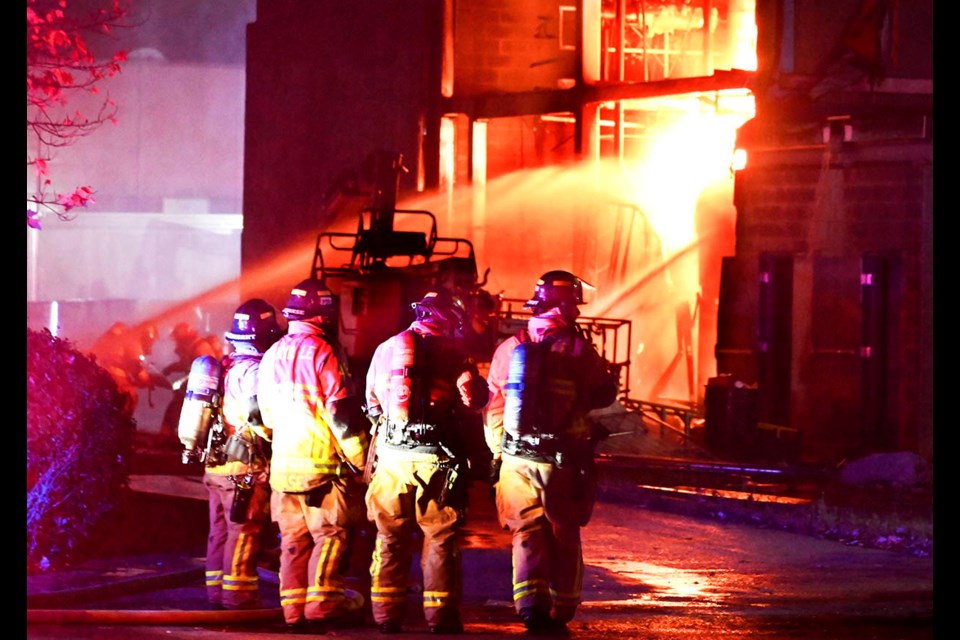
488,457 -> 502,486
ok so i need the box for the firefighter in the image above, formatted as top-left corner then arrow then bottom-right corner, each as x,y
364,288 -> 489,635
458,288 -> 499,368
257,277 -> 370,632
160,322 -> 223,444
201,298 -> 282,610
165,322 -> 223,379
90,321 -> 168,418
484,270 -> 619,635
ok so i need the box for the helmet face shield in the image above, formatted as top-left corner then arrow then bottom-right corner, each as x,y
580,279 -> 596,305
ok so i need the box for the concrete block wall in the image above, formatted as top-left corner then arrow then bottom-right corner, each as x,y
731,135 -> 932,460
454,0 -> 577,95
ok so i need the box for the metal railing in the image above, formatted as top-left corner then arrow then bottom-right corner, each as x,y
621,397 -> 702,444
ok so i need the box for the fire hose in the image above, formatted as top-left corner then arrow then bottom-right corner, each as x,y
26,566 -> 283,626
27,607 -> 282,625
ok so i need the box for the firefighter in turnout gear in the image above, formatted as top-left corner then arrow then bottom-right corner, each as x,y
202,298 -> 282,610
90,321 -> 168,418
257,278 -> 370,632
484,270 -> 619,634
364,288 -> 489,635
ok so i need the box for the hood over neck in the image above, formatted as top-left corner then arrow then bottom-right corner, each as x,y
527,307 -> 573,342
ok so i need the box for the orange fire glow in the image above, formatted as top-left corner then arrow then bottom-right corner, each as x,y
121,2 -> 760,407
395,90 -> 754,403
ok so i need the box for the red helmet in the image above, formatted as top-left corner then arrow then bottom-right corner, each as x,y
171,322 -> 198,346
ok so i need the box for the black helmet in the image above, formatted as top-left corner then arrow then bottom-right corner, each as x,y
282,278 -> 339,328
226,298 -> 281,351
524,270 -> 586,315
411,288 -> 467,337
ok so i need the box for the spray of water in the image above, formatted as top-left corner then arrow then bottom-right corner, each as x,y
388,108 -> 746,403
98,99 -> 748,408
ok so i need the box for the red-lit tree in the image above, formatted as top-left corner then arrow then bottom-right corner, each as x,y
27,327 -> 136,573
26,0 -> 131,228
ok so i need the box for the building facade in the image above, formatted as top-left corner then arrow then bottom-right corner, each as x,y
243,0 -> 932,464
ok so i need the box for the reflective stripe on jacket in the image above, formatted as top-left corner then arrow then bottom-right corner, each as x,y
258,321 -> 368,493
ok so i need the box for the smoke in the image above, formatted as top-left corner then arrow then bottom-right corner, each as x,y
392,107 -> 748,404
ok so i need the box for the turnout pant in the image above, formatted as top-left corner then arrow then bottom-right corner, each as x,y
203,472 -> 271,609
365,450 -> 464,629
271,479 -> 363,624
496,453 -> 592,623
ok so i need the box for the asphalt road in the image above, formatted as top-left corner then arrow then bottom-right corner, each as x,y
26,479 -> 934,640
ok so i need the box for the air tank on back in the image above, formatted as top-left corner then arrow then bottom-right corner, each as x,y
177,354 -> 223,464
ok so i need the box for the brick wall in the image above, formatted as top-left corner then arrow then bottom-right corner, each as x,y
454,0 -> 577,95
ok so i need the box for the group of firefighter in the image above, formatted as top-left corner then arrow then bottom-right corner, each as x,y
88,317 -> 223,431
171,269 -> 619,636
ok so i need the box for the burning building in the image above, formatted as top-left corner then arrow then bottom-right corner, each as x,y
242,0 -> 932,465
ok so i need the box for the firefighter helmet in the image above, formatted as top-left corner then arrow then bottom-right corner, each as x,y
170,322 -> 201,359
282,277 -> 339,328
225,298 -> 281,351
171,322 -> 199,347
524,270 -> 586,315
411,288 -> 467,337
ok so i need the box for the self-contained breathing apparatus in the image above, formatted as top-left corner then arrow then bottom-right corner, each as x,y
502,335 -> 611,460
501,330 -> 616,522
370,327 -> 469,508
381,328 -> 463,448
502,335 -> 572,459
177,354 -> 267,523
178,355 -> 227,465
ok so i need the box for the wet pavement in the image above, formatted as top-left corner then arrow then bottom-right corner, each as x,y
27,472 -> 934,639
27,404 -> 935,639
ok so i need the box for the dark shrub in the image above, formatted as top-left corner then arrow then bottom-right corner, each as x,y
26,328 -> 135,574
